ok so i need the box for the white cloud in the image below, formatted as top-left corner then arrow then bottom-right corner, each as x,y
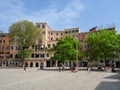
0,0 -> 25,32
0,0 -> 25,20
0,0 -> 85,32
27,0 -> 84,30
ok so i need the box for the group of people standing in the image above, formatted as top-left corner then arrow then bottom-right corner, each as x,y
59,62 -> 77,72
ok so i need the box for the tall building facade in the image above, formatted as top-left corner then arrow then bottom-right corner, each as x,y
0,23 -> 119,68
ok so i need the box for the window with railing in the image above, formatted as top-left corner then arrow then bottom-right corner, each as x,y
41,54 -> 44,58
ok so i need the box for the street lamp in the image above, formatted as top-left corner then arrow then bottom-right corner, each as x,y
40,45 -> 46,69
41,45 -> 44,50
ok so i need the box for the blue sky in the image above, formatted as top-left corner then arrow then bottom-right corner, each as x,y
0,0 -> 120,33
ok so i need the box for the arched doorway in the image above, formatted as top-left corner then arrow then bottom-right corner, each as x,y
25,63 -> 28,67
35,62 -> 39,67
15,62 -> 17,66
46,61 -> 50,67
30,62 -> 33,67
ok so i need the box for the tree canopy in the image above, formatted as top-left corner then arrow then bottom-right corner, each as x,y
85,29 -> 118,65
8,20 -> 42,59
51,36 -> 83,63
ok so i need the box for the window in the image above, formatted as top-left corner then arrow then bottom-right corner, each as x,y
47,53 -> 49,57
35,53 -> 39,58
0,56 -> 3,58
0,46 -> 4,50
53,44 -> 55,47
61,33 -> 62,35
7,46 -> 10,50
41,54 -> 44,58
37,25 -> 40,28
51,38 -> 53,40
0,34 -> 6,37
85,45 -> 87,48
42,24 -> 45,28
11,46 -> 13,50
76,30 -> 79,32
0,40 -> 2,44
31,53 -> 35,58
48,44 -> 50,48
56,38 -> 58,40
51,33 -> 53,35
9,54 -> 13,58
56,33 -> 58,35
15,54 -> 19,58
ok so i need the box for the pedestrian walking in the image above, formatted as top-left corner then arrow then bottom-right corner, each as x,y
59,63 -> 62,72
61,63 -> 64,72
40,63 -> 44,70
73,62 -> 77,73
24,65 -> 26,72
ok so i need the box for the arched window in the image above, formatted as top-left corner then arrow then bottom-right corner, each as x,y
25,63 -> 28,67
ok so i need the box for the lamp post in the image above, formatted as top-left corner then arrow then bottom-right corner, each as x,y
76,34 -> 78,72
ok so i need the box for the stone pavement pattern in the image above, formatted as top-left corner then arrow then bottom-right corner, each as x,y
0,68 -> 120,90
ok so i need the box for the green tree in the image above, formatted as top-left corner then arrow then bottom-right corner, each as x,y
85,32 -> 99,68
116,34 -> 120,69
8,20 -> 42,67
52,36 -> 83,65
97,30 -> 117,65
116,34 -> 120,59
85,29 -> 118,69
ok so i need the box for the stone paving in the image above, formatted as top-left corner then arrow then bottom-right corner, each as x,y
0,67 -> 120,90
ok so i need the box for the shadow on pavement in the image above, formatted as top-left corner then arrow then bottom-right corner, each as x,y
105,73 -> 120,80
95,73 -> 120,90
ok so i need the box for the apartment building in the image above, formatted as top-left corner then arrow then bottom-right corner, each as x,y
0,23 -> 119,68
0,32 -> 9,66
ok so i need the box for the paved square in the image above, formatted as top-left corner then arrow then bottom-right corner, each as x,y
0,68 -> 120,90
